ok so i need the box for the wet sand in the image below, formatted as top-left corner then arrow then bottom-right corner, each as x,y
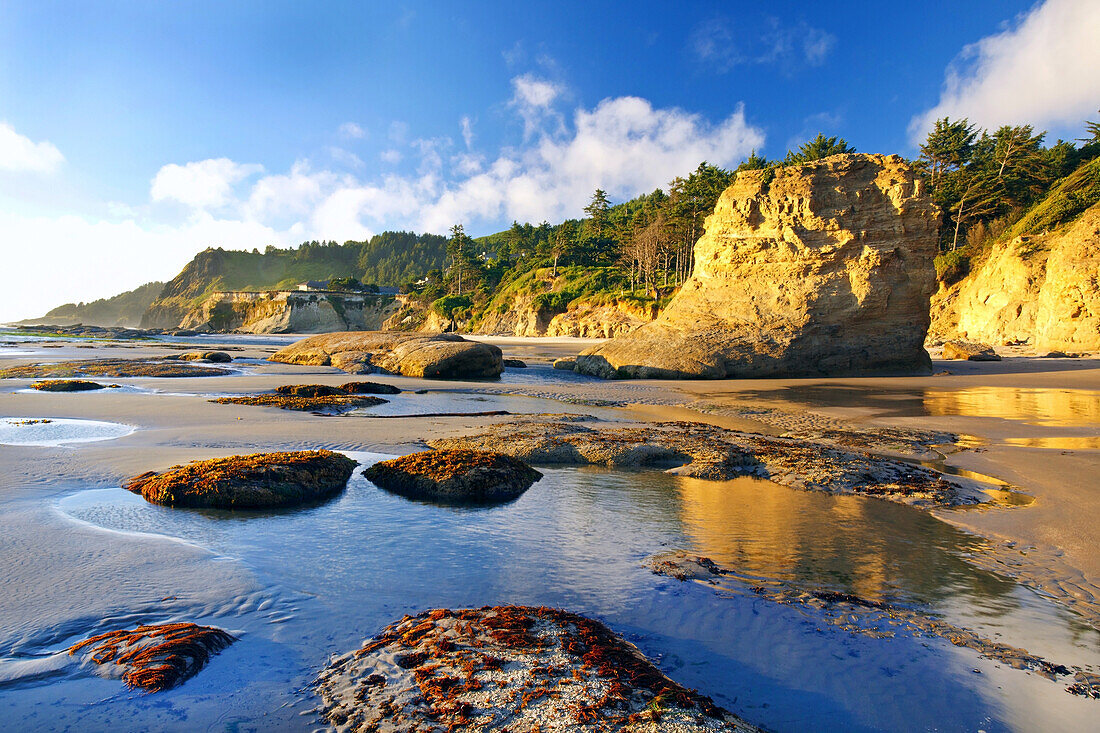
1,334 -> 1099,728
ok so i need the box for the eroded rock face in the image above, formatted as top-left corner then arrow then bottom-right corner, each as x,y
930,204 -> 1100,352
575,154 -> 939,379
313,606 -> 758,731
124,450 -> 358,508
364,449 -> 542,505
270,331 -> 503,379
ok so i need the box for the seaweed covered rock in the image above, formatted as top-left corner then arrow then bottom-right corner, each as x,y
211,393 -> 386,413
314,605 -> 758,731
339,380 -> 401,395
124,450 -> 358,508
429,418 -> 984,508
364,449 -> 542,505
30,379 -> 115,392
275,383 -> 348,397
270,331 -> 503,378
0,359 -> 231,379
178,351 -> 233,363
67,622 -> 235,692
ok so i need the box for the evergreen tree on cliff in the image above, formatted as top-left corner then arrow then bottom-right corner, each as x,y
785,133 -> 856,164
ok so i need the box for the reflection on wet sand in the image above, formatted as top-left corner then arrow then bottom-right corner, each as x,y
1001,435 -> 1100,450
673,475 -> 1014,606
924,387 -> 1100,426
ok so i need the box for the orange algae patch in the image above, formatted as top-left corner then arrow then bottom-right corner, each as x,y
30,379 -> 114,391
210,393 -> 386,413
123,449 -> 358,508
314,605 -> 758,731
67,622 -> 235,692
363,449 -> 542,505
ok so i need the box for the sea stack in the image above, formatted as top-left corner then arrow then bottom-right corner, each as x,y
575,154 -> 940,379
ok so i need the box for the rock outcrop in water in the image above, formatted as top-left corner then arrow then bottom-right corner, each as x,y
429,417 -> 983,508
314,605 -> 758,731
271,331 -> 503,378
30,379 -> 115,392
67,622 -> 236,692
930,202 -> 1100,352
124,450 -> 357,508
364,449 -> 542,504
574,154 -> 939,379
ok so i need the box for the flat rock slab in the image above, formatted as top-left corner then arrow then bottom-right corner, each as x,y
364,449 -> 542,505
429,418 -> 986,508
67,622 -> 235,692
0,358 -> 232,378
314,605 -> 759,731
30,379 -> 116,392
270,331 -> 503,378
124,449 -> 358,508
210,393 -> 386,414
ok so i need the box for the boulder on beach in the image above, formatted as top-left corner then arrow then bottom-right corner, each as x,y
212,383 -> 393,413
551,357 -> 576,370
30,379 -> 114,392
363,449 -> 542,504
68,622 -> 235,692
941,340 -> 1002,361
123,449 -> 358,508
270,331 -> 503,379
314,605 -> 759,731
274,383 -> 346,397
574,154 -> 939,379
502,358 -> 528,368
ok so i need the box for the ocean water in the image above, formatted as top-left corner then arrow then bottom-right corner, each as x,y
2,456 -> 1093,731
0,417 -> 135,447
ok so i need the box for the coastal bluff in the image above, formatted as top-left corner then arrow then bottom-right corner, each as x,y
574,153 -> 940,379
930,202 -> 1100,353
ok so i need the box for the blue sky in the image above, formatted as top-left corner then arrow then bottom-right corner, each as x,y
1,0 -> 1098,319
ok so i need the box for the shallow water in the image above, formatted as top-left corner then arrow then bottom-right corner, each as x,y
732,383 -> 1100,428
0,417 -> 134,446
7,459 -> 1092,731
347,389 -> 621,418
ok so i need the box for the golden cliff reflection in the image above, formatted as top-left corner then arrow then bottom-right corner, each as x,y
673,475 -> 1013,605
924,387 -> 1100,426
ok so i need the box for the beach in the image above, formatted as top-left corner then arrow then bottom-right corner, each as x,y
1,333 -> 1098,730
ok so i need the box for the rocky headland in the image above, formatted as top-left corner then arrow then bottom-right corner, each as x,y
572,154 -> 939,379
313,605 -> 759,731
270,331 -> 503,378
123,450 -> 358,508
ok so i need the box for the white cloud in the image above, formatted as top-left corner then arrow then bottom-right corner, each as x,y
150,158 -> 263,209
690,17 -> 835,72
328,146 -> 364,168
380,149 -> 403,164
509,74 -> 565,138
460,115 -> 475,150
2,91 -> 765,321
0,122 -> 64,173
338,121 -> 366,139
911,0 -> 1100,141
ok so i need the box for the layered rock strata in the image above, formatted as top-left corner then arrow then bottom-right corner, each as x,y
575,154 -> 940,379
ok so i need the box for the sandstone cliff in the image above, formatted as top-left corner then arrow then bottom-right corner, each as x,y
574,154 -> 940,379
929,203 -> 1100,352
175,290 -> 399,333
